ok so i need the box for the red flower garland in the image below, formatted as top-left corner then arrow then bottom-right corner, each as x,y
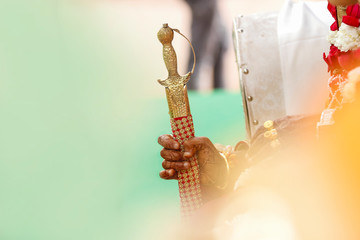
343,4 -> 360,27
324,3 -> 360,73
328,3 -> 338,31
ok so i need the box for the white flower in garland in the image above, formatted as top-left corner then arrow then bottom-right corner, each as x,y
327,29 -> 338,45
328,23 -> 360,52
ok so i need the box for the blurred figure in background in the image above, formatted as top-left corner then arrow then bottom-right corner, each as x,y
183,0 -> 228,90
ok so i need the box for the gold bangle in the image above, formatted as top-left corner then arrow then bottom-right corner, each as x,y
215,152 -> 230,190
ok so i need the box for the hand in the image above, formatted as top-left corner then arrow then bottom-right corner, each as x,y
158,134 -> 230,200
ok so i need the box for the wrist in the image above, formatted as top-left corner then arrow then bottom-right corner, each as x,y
214,143 -> 249,191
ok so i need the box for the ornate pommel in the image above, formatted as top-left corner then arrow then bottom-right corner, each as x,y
157,24 -> 192,118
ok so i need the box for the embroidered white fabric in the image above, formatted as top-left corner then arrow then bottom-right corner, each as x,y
233,12 -> 285,138
233,0 -> 333,138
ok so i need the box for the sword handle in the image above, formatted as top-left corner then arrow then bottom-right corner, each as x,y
157,24 -> 180,78
157,24 -> 203,216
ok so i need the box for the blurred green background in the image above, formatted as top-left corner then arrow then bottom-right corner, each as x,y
0,0 -> 245,239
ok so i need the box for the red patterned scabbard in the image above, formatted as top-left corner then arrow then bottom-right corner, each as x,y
157,24 -> 203,216
171,115 -> 202,216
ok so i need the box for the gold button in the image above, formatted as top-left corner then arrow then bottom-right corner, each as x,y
270,129 -> 278,138
264,120 -> 274,130
243,68 -> 249,74
253,120 -> 258,125
247,96 -> 253,101
264,131 -> 272,138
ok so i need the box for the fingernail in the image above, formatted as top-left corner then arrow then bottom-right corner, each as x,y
184,162 -> 190,169
183,152 -> 190,158
167,169 -> 174,176
174,143 -> 180,149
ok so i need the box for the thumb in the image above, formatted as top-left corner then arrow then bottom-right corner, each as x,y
183,137 -> 206,159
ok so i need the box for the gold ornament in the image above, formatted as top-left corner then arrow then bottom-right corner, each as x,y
263,120 -> 281,148
157,23 -> 196,119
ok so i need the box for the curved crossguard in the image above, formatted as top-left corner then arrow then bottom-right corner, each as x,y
157,24 -> 192,119
157,24 -> 203,216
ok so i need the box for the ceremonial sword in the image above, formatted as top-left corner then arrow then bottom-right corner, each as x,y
157,24 -> 203,216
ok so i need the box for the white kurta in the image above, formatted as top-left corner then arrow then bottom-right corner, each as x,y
278,0 -> 334,115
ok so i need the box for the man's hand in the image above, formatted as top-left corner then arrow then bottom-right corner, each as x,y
158,134 -> 186,180
158,134 -> 230,200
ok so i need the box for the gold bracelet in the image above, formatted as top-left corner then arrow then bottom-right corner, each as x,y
215,152 -> 230,190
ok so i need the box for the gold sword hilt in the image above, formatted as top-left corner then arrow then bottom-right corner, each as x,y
157,24 -> 195,118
